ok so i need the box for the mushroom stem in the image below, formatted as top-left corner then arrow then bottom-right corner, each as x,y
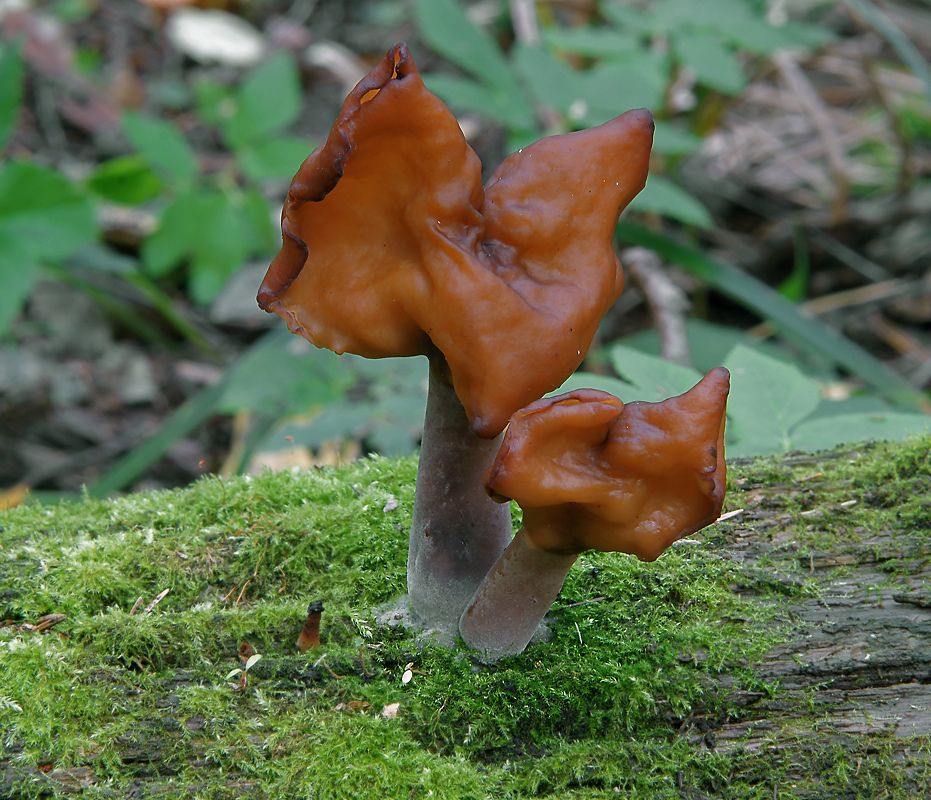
459,527 -> 578,660
407,356 -> 513,631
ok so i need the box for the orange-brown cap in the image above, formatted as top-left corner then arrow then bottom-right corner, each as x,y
485,368 -> 730,560
257,43 -> 654,437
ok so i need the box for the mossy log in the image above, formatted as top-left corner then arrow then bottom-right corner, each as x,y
0,437 -> 928,799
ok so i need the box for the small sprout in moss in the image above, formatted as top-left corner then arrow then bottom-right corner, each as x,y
226,651 -> 263,692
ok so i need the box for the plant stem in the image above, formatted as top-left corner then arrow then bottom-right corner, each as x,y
459,527 -> 578,660
407,356 -> 513,632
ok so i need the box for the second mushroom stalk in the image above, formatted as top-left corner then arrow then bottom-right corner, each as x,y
257,43 -> 730,657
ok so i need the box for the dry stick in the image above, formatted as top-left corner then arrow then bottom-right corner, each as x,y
621,247 -> 692,368
772,51 -> 851,223
460,528 -> 578,661
407,356 -> 513,631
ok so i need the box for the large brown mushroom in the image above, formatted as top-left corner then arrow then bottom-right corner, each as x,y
257,43 -> 653,630
459,369 -> 730,660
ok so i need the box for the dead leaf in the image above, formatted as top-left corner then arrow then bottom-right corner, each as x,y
381,702 -> 400,719
0,483 -> 29,511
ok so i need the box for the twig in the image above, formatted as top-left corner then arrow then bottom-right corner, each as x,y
129,597 -> 145,615
621,247 -> 692,367
143,588 -> 170,615
510,0 -> 540,44
558,596 -> 607,610
772,51 -> 850,223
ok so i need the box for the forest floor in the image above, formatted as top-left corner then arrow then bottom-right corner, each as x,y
1,434 -> 928,799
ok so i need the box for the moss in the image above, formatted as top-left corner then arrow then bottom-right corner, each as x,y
1,437 -> 929,798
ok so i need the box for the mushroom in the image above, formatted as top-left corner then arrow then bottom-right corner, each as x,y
257,43 -> 654,631
458,368 -> 730,660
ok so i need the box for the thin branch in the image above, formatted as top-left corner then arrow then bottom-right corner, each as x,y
621,247 -> 692,367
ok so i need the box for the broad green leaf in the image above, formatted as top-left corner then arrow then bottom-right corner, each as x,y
724,344 -> 821,456
511,43 -> 583,118
87,155 -> 164,205
630,175 -> 713,228
123,112 -> 199,183
239,188 -> 277,256
269,404 -> 377,451
414,0 -> 534,128
422,74 -> 533,130
224,52 -> 301,147
414,0 -> 526,101
552,370 -> 640,400
237,135 -> 310,182
0,235 -> 37,335
0,161 -> 96,261
544,27 -> 638,58
620,319 -> 795,375
0,42 -> 23,151
194,78 -> 235,128
616,221 -> 927,409
188,192 -> 252,304
672,32 -> 746,95
142,191 -> 209,277
598,3 -> 655,37
220,341 -> 349,414
790,412 -> 931,452
610,345 -> 702,402
652,122 -> 701,155
577,53 -> 669,126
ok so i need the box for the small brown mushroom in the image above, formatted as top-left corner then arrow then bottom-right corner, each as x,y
459,369 -> 730,660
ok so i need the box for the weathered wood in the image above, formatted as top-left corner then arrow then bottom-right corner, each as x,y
681,455 -> 930,794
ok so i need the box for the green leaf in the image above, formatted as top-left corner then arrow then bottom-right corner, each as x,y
652,122 -> 702,156
0,161 -> 97,261
422,74 -> 532,130
194,77 -> 235,128
552,370 -> 640,400
544,27 -> 639,58
87,155 -> 164,205
630,175 -> 713,228
123,112 -> 199,183
220,341 -> 349,414
142,191 -> 208,278
723,344 -> 821,456
0,42 -> 24,152
0,236 -> 37,335
576,52 -> 669,125
187,192 -> 252,305
239,188 -> 277,256
236,135 -> 310,182
616,221 -> 927,410
619,319 -> 793,375
790,412 -> 931,453
414,0 -> 534,130
672,31 -> 746,95
224,52 -> 301,147
609,345 -> 703,402
511,43 -> 582,118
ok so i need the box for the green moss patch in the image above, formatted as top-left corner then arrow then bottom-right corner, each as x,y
2,437 -> 929,798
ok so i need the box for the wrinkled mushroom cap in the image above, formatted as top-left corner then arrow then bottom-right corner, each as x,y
486,368 -> 730,560
257,43 -> 653,437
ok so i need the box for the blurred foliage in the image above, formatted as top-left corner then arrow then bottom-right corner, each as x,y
0,0 -> 929,494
